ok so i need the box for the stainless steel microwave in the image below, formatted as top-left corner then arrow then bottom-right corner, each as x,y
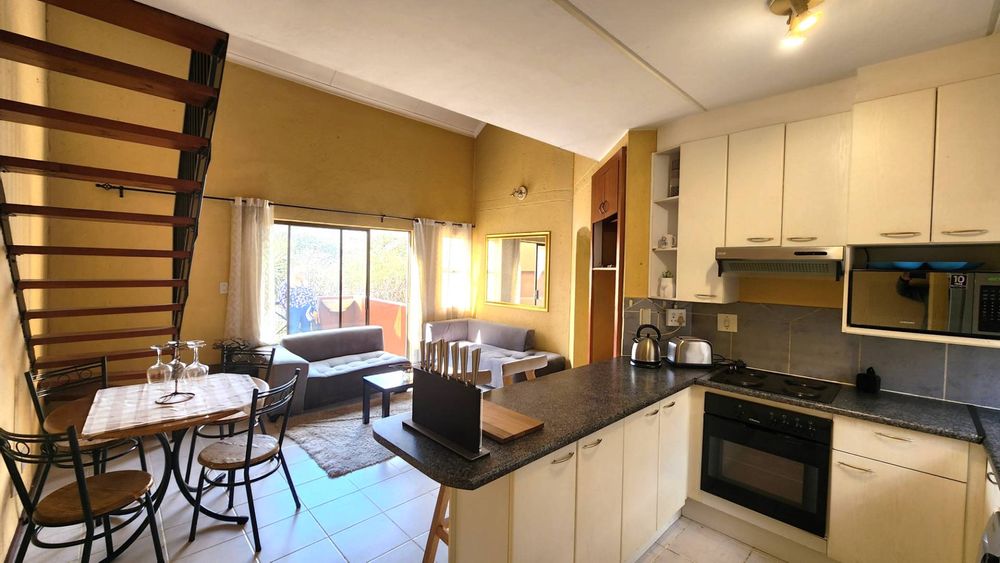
848,270 -> 1000,337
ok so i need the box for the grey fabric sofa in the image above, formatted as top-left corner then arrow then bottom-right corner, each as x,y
268,326 -> 409,414
424,318 -> 565,388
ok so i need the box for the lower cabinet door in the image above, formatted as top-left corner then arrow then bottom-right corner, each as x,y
828,450 -> 965,563
657,391 -> 690,529
576,421 -> 625,563
622,404 -> 661,562
511,443 -> 578,563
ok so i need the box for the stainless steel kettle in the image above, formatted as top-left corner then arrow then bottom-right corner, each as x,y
630,324 -> 662,368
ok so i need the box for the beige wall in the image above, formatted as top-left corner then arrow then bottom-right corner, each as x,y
621,130 -> 657,298
0,0 -> 47,550
471,125 -> 575,360
569,153 -> 598,367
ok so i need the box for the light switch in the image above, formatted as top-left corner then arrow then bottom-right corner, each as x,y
639,308 -> 652,325
219,282 -> 229,294
718,313 -> 738,333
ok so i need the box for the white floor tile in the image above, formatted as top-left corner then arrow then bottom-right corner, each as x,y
345,459 -> 408,489
662,521 -> 753,563
370,540 -> 424,563
294,474 -> 358,509
174,534 -> 257,563
235,488 -> 306,529
310,490 -> 382,536
274,539 -> 347,563
412,533 -> 447,563
330,514 -> 409,563
166,519 -> 249,560
254,512 -> 328,562
384,490 -> 438,539
360,470 -> 438,511
288,459 -> 328,485
747,549 -> 786,563
653,547 -> 696,562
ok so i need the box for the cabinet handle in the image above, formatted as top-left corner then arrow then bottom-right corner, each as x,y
838,461 -> 874,474
874,431 -> 913,443
786,236 -> 817,243
746,237 -> 774,243
645,408 -> 660,417
941,229 -> 988,237
989,471 -> 998,485
582,438 -> 603,449
879,231 -> 920,238
663,401 -> 676,409
694,294 -> 717,300
551,451 -> 575,464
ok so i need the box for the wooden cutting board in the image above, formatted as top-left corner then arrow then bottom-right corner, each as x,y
481,401 -> 543,443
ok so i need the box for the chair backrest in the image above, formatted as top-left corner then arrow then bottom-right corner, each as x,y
244,368 -> 300,460
0,425 -> 92,525
222,348 -> 276,382
24,358 -> 109,426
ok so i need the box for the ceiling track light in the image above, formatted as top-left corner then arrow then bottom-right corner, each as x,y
769,0 -> 823,47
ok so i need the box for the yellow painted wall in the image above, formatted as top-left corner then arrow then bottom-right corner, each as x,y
621,130 -> 657,298
471,125 -> 575,360
0,0 -> 47,550
40,8 -> 474,372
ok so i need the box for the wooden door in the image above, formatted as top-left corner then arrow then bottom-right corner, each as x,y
621,404 -> 660,562
933,73 -> 1000,243
592,147 -> 625,222
783,113 -> 851,246
725,124 -> 785,246
576,421 -> 625,563
847,89 -> 936,244
676,136 -> 737,303
657,391 -> 689,529
511,444 -> 578,563
828,450 -> 965,563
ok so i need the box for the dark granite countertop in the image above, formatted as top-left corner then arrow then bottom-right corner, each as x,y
976,407 -> 1000,472
372,357 -> 710,490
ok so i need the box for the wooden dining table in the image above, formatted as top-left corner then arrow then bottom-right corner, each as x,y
44,373 -> 263,559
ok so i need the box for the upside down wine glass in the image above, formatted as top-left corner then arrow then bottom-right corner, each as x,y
147,345 -> 173,385
182,340 -> 209,380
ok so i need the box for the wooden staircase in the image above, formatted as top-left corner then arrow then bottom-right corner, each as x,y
0,0 -> 228,380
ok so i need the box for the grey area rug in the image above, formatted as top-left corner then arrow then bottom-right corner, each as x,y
285,391 -> 412,478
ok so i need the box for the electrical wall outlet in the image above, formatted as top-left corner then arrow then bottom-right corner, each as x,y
219,282 -> 229,294
718,313 -> 738,333
666,308 -> 686,327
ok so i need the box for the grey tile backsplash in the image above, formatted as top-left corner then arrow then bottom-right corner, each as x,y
621,297 -> 1000,408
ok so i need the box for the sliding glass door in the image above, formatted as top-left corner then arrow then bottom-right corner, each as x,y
270,223 -> 409,355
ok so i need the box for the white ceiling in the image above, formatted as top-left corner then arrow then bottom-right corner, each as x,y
141,0 -> 999,159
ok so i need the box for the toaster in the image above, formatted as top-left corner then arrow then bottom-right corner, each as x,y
665,336 -> 713,367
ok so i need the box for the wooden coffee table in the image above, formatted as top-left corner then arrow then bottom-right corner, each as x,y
363,370 -> 413,424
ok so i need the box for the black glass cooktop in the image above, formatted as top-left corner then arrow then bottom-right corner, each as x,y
708,363 -> 842,404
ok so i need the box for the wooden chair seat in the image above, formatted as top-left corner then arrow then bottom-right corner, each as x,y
42,397 -> 91,434
33,470 -> 153,527
198,434 -> 279,470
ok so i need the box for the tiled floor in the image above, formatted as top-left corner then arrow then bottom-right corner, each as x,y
21,436 -> 448,563
639,517 -> 786,563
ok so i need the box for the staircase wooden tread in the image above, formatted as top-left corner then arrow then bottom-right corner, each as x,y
0,98 -> 209,151
18,279 -> 187,289
35,348 -> 157,369
0,155 -> 201,193
0,30 -> 218,106
44,0 -> 227,55
30,325 -> 176,345
8,246 -> 191,258
25,304 -> 181,319
1,204 -> 195,227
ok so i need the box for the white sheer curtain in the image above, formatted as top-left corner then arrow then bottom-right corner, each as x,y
408,218 -> 472,353
224,197 -> 274,345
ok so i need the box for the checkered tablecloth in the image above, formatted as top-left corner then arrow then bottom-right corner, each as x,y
82,373 -> 257,438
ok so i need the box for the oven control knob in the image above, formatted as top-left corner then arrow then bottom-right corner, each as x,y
780,414 -> 789,425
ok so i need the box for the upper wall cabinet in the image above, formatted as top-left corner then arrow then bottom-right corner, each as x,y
783,113 -> 851,246
933,73 -> 1000,243
592,148 -> 624,223
725,124 -> 785,246
847,89 -> 936,244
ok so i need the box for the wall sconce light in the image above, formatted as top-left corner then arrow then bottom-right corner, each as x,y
511,185 -> 528,201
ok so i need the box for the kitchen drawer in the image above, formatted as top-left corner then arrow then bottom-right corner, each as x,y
832,415 -> 968,482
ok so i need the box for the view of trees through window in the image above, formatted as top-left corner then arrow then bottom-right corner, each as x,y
270,223 -> 409,355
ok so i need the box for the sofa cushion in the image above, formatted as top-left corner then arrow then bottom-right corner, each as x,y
468,320 -> 532,352
307,351 -> 407,378
281,326 -> 384,362
302,350 -> 409,410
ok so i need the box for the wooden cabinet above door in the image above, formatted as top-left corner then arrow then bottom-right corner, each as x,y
592,147 -> 625,223
725,124 -> 785,247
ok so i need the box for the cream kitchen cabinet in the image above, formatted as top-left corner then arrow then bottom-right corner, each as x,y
985,459 -> 1000,522
846,88 -> 936,245
676,135 -> 737,304
657,391 -> 689,530
933,73 -> 1000,243
828,450 -> 965,563
725,124 -> 785,247
782,113 -> 851,246
575,421 -> 625,563
511,443 -> 578,563
621,404 -> 661,562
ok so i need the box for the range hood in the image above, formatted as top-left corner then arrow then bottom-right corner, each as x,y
715,246 -> 844,280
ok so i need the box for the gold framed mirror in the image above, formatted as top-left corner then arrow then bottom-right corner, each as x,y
485,231 -> 549,311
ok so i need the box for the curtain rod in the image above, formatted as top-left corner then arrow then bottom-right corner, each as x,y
95,183 -> 473,227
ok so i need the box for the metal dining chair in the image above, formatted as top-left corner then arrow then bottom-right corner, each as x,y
184,348 -> 276,481
24,359 -> 146,479
189,369 -> 301,552
0,425 -> 164,563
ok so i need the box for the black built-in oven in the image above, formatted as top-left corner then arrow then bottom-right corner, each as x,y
701,393 -> 832,537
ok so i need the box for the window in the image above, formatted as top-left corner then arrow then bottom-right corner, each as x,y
270,223 -> 409,355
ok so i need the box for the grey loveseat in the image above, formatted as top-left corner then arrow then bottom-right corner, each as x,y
424,319 -> 565,388
269,326 -> 409,414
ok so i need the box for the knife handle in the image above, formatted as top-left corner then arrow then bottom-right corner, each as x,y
459,346 -> 468,384
471,348 -> 481,386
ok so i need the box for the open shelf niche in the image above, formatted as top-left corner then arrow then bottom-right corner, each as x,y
648,147 -> 680,299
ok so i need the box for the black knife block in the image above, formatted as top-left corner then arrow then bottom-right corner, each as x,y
402,367 -> 489,460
